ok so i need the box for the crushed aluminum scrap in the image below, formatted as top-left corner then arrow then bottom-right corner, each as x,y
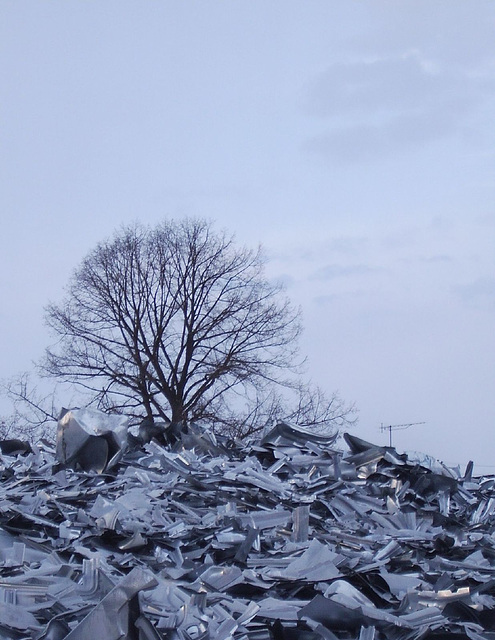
1,412 -> 495,639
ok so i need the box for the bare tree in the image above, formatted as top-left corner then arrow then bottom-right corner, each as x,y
283,382 -> 357,432
0,372 -> 59,443
209,381 -> 357,440
43,219 -> 305,431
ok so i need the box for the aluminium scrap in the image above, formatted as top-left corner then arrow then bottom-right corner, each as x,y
0,412 -> 495,638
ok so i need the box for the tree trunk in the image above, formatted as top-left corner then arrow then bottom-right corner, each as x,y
170,403 -> 187,431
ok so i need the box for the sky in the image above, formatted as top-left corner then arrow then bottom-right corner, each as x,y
1,1 -> 494,470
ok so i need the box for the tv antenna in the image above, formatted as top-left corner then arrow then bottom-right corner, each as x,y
380,421 -> 426,447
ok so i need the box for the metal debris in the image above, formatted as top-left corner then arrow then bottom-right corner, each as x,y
56,408 -> 128,472
1,412 -> 495,638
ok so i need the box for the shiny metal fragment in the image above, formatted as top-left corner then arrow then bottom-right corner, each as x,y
63,567 -> 157,639
56,407 -> 128,472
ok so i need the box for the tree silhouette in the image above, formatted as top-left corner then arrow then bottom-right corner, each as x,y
44,219 -> 305,431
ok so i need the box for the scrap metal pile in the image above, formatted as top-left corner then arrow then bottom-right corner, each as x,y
1,409 -> 495,640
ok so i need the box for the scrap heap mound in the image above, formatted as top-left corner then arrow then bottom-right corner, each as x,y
1,409 -> 495,640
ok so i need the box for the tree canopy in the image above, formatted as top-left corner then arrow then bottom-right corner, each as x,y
40,218 -> 356,437
43,220 -> 298,425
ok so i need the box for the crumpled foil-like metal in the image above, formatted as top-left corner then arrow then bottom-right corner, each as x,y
56,407 -> 128,472
1,418 -> 494,639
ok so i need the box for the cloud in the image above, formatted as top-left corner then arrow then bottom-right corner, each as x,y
380,225 -> 423,251
347,2 -> 495,70
267,235 -> 370,266
454,277 -> 495,310
310,263 -> 375,281
304,111 -> 457,163
302,51 -> 495,163
324,236 -> 369,255
313,290 -> 365,306
305,53 -> 454,118
270,273 -> 295,289
422,255 -> 453,264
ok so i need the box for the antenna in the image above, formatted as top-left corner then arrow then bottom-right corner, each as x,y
380,422 -> 426,448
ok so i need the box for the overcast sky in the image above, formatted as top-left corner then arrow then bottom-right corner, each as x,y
1,1 -> 494,470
